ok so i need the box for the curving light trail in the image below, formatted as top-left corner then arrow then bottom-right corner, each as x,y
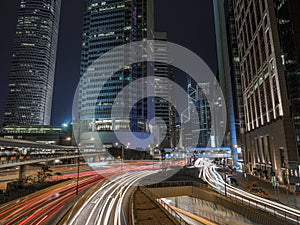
0,175 -> 105,225
198,162 -> 300,224
69,170 -> 158,225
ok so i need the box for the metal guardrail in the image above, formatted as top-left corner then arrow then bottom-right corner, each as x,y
139,186 -> 189,225
219,188 -> 300,224
147,180 -> 299,225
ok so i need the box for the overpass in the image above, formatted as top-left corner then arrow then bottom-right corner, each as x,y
185,147 -> 232,157
0,137 -> 113,180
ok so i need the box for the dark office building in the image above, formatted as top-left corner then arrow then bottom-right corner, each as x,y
4,0 -> 62,125
192,83 -> 212,148
153,32 -> 175,148
78,0 -> 154,148
229,0 -> 300,185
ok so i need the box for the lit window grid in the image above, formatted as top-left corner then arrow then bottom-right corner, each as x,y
233,0 -> 283,132
4,0 -> 61,125
79,0 -> 152,132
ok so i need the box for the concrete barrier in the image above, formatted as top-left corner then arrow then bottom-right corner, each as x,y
147,184 -> 291,225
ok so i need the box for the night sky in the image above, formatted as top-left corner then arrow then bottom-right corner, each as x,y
0,0 -> 216,126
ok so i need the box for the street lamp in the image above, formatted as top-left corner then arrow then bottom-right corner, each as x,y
223,158 -> 227,197
115,142 -> 124,171
65,137 -> 71,146
76,146 -> 80,195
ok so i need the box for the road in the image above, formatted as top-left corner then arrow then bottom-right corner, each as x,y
68,170 -> 159,225
0,160 -> 182,225
195,159 -> 300,224
0,174 -> 107,225
0,164 -> 93,190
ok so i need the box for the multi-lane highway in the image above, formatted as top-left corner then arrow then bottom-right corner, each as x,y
67,169 -> 159,225
196,159 -> 300,224
0,175 -> 105,225
0,160 -> 179,225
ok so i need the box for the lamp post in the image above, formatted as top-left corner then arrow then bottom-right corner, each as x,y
223,158 -> 227,197
115,142 -> 125,171
121,145 -> 124,171
76,144 -> 80,195
124,142 -> 130,164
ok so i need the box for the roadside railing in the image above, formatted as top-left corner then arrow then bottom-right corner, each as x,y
221,187 -> 300,224
0,152 -> 102,167
139,186 -> 189,225
146,180 -> 300,224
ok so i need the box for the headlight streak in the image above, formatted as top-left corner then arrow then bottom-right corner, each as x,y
69,170 -> 158,225
200,164 -> 300,224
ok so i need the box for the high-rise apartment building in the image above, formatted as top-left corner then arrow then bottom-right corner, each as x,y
78,0 -> 154,148
231,0 -> 300,185
4,0 -> 62,125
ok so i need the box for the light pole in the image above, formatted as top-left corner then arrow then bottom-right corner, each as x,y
115,142 -> 124,171
223,158 -> 227,197
121,145 -> 124,171
115,142 -> 120,170
76,145 -> 80,195
124,142 -> 130,165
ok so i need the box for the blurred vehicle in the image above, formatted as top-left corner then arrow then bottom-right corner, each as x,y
249,187 -> 269,197
228,176 -> 238,185
226,175 -> 238,185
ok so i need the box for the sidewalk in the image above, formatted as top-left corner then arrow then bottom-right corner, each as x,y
234,171 -> 300,209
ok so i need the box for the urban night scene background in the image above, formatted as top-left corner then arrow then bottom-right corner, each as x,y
0,1 -> 300,225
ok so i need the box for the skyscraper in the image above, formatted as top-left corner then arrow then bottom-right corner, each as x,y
213,0 -> 244,165
4,0 -> 62,125
230,0 -> 300,185
180,80 -> 212,149
78,0 -> 154,148
153,32 -> 175,148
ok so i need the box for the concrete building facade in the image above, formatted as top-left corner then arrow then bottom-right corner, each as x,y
231,0 -> 300,185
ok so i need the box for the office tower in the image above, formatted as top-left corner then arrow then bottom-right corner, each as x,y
192,83 -> 211,148
4,0 -> 62,125
213,0 -> 244,165
231,0 -> 300,185
78,0 -> 154,147
153,32 -> 175,148
181,80 -> 211,148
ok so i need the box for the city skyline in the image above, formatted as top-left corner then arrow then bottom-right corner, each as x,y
0,1 -> 300,223
0,0 -> 217,126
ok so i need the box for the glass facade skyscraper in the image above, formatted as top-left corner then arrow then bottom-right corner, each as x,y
78,0 -> 154,147
153,32 -> 175,148
4,0 -> 62,125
